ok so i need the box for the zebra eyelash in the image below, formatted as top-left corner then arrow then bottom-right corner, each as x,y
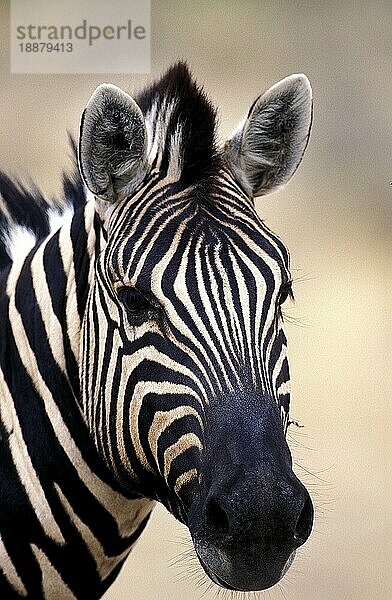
116,286 -> 165,327
117,287 -> 150,314
278,280 -> 295,306
116,287 -> 155,326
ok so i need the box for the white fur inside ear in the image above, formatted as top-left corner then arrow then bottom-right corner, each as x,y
79,84 -> 148,203
226,73 -> 313,197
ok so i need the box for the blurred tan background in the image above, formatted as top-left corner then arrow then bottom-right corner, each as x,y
0,1 -> 391,599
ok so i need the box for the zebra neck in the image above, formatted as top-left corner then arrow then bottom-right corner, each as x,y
2,201 -> 96,400
0,202 -> 156,594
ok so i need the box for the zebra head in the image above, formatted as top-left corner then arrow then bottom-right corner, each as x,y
78,63 -> 313,592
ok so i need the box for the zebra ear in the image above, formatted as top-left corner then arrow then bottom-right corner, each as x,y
79,84 -> 148,203
225,74 -> 312,197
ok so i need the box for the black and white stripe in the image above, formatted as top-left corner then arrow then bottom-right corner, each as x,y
0,62 -> 313,597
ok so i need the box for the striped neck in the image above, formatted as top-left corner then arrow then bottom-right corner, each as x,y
0,199 -> 156,595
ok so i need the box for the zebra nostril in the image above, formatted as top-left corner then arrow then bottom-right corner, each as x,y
293,496 -> 314,546
205,498 -> 230,535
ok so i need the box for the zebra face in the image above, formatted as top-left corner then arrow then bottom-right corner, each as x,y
79,64 -> 314,591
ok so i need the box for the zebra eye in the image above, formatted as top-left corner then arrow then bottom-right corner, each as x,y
117,287 -> 150,314
278,281 -> 294,306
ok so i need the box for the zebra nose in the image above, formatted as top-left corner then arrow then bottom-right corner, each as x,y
205,497 -> 231,536
293,493 -> 313,546
203,476 -> 313,548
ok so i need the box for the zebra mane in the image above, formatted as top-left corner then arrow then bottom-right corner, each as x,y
0,137 -> 86,271
136,61 -> 220,185
0,64 -> 219,271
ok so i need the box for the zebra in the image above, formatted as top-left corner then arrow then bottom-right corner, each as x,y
0,62 -> 314,598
